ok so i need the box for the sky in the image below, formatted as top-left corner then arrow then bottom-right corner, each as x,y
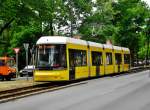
142,0 -> 150,6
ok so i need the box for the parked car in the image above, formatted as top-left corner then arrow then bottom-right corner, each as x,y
19,65 -> 35,77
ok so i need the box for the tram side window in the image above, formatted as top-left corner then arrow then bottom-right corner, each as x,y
106,53 -> 112,65
115,53 -> 122,64
69,49 -> 87,67
124,54 -> 130,64
92,51 -> 103,66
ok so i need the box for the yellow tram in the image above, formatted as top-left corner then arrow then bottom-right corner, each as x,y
34,36 -> 130,81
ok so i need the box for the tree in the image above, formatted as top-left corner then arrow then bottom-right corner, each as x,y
112,0 -> 150,65
79,0 -> 115,43
58,0 -> 92,37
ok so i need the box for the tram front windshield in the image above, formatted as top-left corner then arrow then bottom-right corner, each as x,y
36,44 -> 67,70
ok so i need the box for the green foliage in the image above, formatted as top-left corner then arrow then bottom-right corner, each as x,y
0,0 -> 150,67
111,0 -> 150,62
79,0 -> 115,43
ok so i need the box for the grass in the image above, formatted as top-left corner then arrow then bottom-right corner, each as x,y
0,79 -> 43,92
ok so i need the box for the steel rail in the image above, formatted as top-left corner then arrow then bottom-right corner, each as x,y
0,81 -> 87,104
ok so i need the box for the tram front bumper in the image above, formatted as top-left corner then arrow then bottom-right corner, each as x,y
34,70 -> 69,81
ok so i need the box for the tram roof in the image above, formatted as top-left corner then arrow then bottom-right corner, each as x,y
122,47 -> 130,52
36,36 -> 87,46
113,46 -> 122,50
88,41 -> 103,48
103,44 -> 113,49
37,36 -> 130,52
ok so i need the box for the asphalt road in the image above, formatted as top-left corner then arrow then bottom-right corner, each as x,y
1,70 -> 150,110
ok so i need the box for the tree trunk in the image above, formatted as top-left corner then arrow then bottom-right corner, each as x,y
0,18 -> 14,36
146,35 -> 150,65
50,20 -> 54,36
130,51 -> 135,67
70,19 -> 73,37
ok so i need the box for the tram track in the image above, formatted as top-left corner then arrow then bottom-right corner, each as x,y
0,83 -> 55,103
129,66 -> 150,73
0,81 -> 87,104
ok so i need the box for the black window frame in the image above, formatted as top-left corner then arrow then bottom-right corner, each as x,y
124,54 -> 130,64
115,53 -> 122,65
106,52 -> 113,65
69,49 -> 87,67
91,51 -> 103,66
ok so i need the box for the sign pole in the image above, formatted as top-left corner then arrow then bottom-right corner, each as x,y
13,48 -> 20,78
23,43 -> 29,81
30,46 -> 35,81
26,49 -> 28,80
16,53 -> 18,77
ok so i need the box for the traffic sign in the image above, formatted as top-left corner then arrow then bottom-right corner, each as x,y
13,48 -> 20,54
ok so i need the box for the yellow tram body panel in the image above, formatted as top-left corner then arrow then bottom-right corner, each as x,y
105,65 -> 114,75
90,67 -> 96,77
75,66 -> 89,79
67,43 -> 88,50
34,70 -> 69,81
90,66 -> 104,76
114,65 -> 123,73
123,64 -> 130,71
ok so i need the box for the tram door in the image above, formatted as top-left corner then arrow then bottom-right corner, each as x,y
69,50 -> 75,80
115,53 -> 122,73
96,66 -> 100,76
92,51 -> 102,76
